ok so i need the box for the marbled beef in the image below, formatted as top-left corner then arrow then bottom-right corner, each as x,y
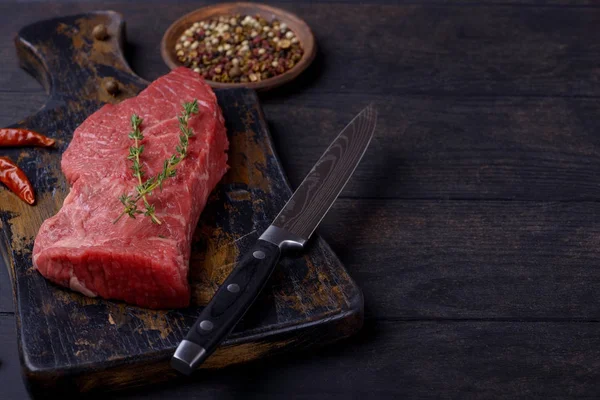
32,67 -> 229,309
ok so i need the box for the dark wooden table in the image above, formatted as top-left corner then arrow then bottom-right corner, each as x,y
2,0 -> 600,398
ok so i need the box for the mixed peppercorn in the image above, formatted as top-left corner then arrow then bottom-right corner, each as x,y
175,14 -> 304,83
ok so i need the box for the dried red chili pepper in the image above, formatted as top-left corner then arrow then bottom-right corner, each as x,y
0,157 -> 35,205
0,128 -> 55,147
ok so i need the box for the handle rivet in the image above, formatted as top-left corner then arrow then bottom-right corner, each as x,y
227,283 -> 240,293
92,24 -> 109,41
199,320 -> 214,332
253,250 -> 266,259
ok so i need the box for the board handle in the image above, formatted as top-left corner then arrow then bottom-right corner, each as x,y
15,11 -> 148,105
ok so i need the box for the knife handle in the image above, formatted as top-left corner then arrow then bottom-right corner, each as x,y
171,239 -> 281,375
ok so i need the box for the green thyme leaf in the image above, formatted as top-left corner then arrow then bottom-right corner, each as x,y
114,100 -> 200,225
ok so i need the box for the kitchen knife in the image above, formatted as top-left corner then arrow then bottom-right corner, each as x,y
171,105 -> 377,375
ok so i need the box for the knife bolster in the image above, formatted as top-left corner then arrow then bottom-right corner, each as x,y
259,225 -> 306,254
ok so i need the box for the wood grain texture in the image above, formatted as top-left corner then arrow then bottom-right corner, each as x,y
11,91 -> 600,203
0,11 -> 362,395
3,2 -> 600,97
262,2 -> 600,97
11,196 -> 600,321
115,319 -> 600,399
320,199 -> 600,320
267,94 -> 600,201
8,92 -> 600,203
4,3 -> 600,201
4,315 -> 600,399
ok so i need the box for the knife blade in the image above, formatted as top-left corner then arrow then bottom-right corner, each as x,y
171,105 -> 377,375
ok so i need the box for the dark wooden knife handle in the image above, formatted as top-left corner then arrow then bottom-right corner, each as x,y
172,240 -> 281,374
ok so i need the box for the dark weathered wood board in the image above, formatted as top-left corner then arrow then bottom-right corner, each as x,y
0,11 -> 362,395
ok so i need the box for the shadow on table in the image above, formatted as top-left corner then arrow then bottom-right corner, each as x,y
260,45 -> 326,101
87,321 -> 382,400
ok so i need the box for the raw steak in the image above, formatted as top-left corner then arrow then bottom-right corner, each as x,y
33,67 -> 229,309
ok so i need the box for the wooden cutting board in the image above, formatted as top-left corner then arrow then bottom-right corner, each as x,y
0,11 -> 363,395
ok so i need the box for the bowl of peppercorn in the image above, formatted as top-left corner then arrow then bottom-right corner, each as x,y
161,2 -> 316,91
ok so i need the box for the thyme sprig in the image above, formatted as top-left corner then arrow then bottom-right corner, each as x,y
114,100 -> 200,224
